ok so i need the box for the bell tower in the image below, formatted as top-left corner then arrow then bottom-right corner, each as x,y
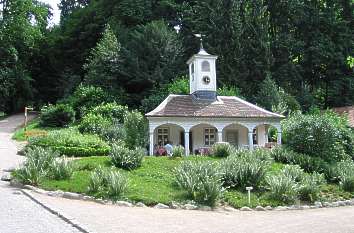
187,39 -> 218,101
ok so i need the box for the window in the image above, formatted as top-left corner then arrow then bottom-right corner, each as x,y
204,128 -> 216,146
253,128 -> 258,145
191,63 -> 194,74
201,61 -> 210,72
157,128 -> 169,146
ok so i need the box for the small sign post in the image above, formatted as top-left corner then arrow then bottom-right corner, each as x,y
246,186 -> 253,206
24,107 -> 33,133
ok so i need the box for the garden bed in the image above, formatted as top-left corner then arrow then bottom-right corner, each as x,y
36,155 -> 344,207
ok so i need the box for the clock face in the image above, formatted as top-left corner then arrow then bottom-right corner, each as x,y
202,76 -> 211,84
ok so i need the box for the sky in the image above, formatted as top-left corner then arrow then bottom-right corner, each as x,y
41,0 -> 61,25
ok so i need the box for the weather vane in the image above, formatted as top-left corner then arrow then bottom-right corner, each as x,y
194,34 -> 205,49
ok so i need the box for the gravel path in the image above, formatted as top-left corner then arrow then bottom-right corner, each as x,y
28,192 -> 354,233
0,114 -> 80,233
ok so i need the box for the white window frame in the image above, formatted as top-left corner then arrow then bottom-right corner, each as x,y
204,128 -> 216,146
157,127 -> 169,146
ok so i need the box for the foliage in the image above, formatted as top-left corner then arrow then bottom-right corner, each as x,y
87,166 -> 128,199
49,157 -> 74,180
211,143 -> 234,158
14,147 -> 57,185
280,165 -> 304,182
68,85 -> 110,118
175,160 -> 223,206
270,146 -> 331,176
123,110 -> 147,149
220,149 -> 271,189
40,104 -> 75,127
334,160 -> 354,192
84,24 -> 125,99
78,113 -> 111,135
298,173 -> 325,202
99,120 -> 126,143
217,86 -> 241,97
89,102 -> 128,122
172,145 -> 184,158
282,112 -> 352,162
110,144 -> 145,170
28,128 -> 110,157
266,174 -> 298,204
106,170 -> 128,199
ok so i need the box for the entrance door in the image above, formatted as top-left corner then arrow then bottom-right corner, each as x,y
226,131 -> 238,148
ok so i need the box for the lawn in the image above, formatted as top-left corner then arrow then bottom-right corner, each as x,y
12,118 -> 53,141
39,155 -> 290,207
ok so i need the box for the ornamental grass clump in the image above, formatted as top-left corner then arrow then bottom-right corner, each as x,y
211,143 -> 234,157
266,174 -> 298,204
220,149 -> 271,189
334,160 -> 354,192
280,165 -> 304,182
87,167 -> 127,199
175,160 -> 223,207
14,146 -> 57,185
172,145 -> 184,157
106,170 -> 128,200
49,157 -> 74,180
110,144 -> 144,170
298,172 -> 325,202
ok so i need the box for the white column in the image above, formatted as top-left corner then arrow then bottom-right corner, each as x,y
217,131 -> 223,142
149,132 -> 154,156
265,126 -> 269,143
248,130 -> 254,150
277,131 -> 282,145
184,131 -> 190,156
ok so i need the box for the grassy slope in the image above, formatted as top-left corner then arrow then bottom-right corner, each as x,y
12,118 -> 58,141
39,156 -> 290,207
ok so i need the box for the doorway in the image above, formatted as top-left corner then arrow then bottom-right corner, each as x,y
226,130 -> 239,148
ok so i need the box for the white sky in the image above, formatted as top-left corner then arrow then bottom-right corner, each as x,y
40,0 -> 61,25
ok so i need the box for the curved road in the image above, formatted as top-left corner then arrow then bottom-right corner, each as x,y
0,114 -> 80,233
1,114 -> 354,233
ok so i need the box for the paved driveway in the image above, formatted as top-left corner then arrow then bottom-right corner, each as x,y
0,114 -> 80,233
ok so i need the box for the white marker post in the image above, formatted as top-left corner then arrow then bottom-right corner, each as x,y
246,186 -> 253,206
24,107 -> 33,132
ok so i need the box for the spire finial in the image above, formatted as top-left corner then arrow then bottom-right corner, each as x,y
194,34 -> 204,51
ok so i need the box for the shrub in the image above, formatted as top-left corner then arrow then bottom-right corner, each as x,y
281,165 -> 304,182
124,110 -> 148,149
334,160 -> 354,192
220,150 -> 271,189
87,167 -> 106,193
99,120 -> 126,143
69,85 -> 110,118
172,145 -> 184,157
78,113 -> 111,135
298,173 -> 325,202
282,112 -> 351,162
14,146 -> 57,185
211,143 -> 234,157
270,146 -> 331,177
90,102 -> 128,122
175,160 -> 223,206
28,129 -> 110,157
110,144 -> 145,170
266,174 -> 298,204
106,170 -> 128,199
40,104 -> 75,127
49,157 -> 74,180
87,167 -> 128,199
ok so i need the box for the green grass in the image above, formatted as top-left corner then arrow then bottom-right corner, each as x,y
40,156 -> 220,205
12,117 -> 64,141
39,156 -> 288,206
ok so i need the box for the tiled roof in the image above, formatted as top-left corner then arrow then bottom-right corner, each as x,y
332,106 -> 354,128
146,95 -> 284,118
